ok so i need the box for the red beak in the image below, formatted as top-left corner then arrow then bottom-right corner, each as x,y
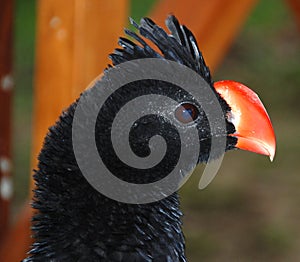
214,80 -> 276,161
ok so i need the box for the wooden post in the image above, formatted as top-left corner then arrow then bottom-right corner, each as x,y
31,0 -> 129,190
150,0 -> 258,72
286,0 -> 300,30
0,205 -> 32,262
0,0 -> 14,245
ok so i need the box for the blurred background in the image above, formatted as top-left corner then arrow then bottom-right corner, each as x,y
5,0 -> 300,261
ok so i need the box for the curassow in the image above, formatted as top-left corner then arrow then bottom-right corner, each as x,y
24,16 -> 275,261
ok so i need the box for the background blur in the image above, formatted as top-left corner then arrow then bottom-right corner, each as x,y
12,0 -> 300,261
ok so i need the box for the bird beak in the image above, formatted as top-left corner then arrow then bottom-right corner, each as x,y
214,80 -> 276,161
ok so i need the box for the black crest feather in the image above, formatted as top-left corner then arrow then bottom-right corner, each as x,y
109,15 -> 212,85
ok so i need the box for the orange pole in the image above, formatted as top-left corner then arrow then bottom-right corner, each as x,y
150,0 -> 258,72
0,204 -> 32,262
31,0 -> 129,190
0,0 -> 13,245
0,1 -> 129,261
286,0 -> 300,30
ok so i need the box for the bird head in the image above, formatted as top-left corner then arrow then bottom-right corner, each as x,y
88,15 -> 276,188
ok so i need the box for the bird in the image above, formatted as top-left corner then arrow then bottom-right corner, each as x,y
24,15 -> 275,261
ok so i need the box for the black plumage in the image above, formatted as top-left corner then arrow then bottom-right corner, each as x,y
24,16 -> 237,261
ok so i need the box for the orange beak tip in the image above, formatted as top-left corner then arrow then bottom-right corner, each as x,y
232,134 -> 276,162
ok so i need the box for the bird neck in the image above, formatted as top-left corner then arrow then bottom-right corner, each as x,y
29,103 -> 186,260
92,192 -> 186,259
33,176 -> 186,259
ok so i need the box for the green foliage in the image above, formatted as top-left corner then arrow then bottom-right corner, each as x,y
13,0 -> 36,207
246,0 -> 289,31
254,223 -> 295,255
185,230 -> 220,260
130,0 -> 157,21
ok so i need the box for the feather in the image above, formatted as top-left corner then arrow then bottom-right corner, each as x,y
111,15 -> 212,85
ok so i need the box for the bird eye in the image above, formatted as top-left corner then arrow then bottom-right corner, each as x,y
175,103 -> 199,124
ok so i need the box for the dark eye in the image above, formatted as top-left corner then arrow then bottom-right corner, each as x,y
175,103 -> 199,124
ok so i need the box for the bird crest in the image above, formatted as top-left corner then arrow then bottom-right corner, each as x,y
110,15 -> 212,85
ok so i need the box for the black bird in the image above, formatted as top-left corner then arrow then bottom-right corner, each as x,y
24,16 -> 275,261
